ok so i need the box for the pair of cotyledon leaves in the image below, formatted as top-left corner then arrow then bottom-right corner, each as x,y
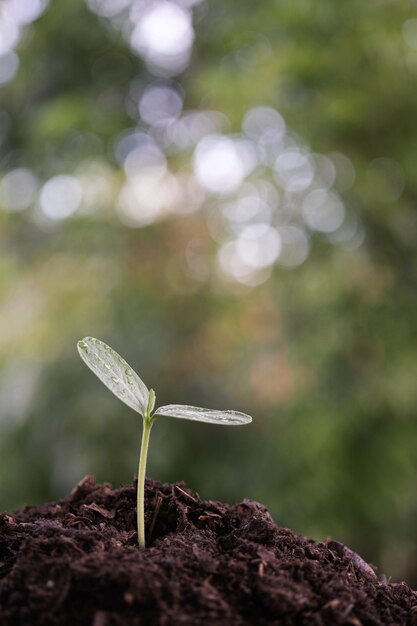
77,337 -> 252,426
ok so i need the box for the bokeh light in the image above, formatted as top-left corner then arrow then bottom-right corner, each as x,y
39,175 -> 83,220
24,0 -> 358,286
302,189 -> 345,233
0,0 -> 357,289
0,0 -> 48,85
138,83 -> 183,126
131,2 -> 194,75
0,168 -> 38,212
194,135 -> 256,195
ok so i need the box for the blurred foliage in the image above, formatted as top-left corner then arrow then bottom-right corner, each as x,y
1,0 -> 417,587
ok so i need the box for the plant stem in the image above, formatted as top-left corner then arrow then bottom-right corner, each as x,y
137,418 -> 152,548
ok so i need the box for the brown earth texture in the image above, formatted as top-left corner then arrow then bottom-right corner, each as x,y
0,476 -> 416,625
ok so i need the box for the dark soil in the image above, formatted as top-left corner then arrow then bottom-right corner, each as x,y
0,476 -> 416,626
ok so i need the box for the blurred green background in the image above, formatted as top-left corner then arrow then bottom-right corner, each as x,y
1,0 -> 417,585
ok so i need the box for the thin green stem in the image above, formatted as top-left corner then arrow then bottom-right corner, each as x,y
137,418 -> 153,548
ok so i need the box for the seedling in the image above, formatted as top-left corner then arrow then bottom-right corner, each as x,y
77,337 -> 252,547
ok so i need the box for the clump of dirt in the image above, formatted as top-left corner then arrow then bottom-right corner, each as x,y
0,476 -> 415,625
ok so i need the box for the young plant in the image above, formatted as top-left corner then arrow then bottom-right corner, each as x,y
77,337 -> 252,548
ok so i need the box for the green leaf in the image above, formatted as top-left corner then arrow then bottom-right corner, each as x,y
77,337 -> 149,416
154,404 -> 252,425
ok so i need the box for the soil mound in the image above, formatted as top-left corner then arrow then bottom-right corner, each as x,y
0,476 -> 415,625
